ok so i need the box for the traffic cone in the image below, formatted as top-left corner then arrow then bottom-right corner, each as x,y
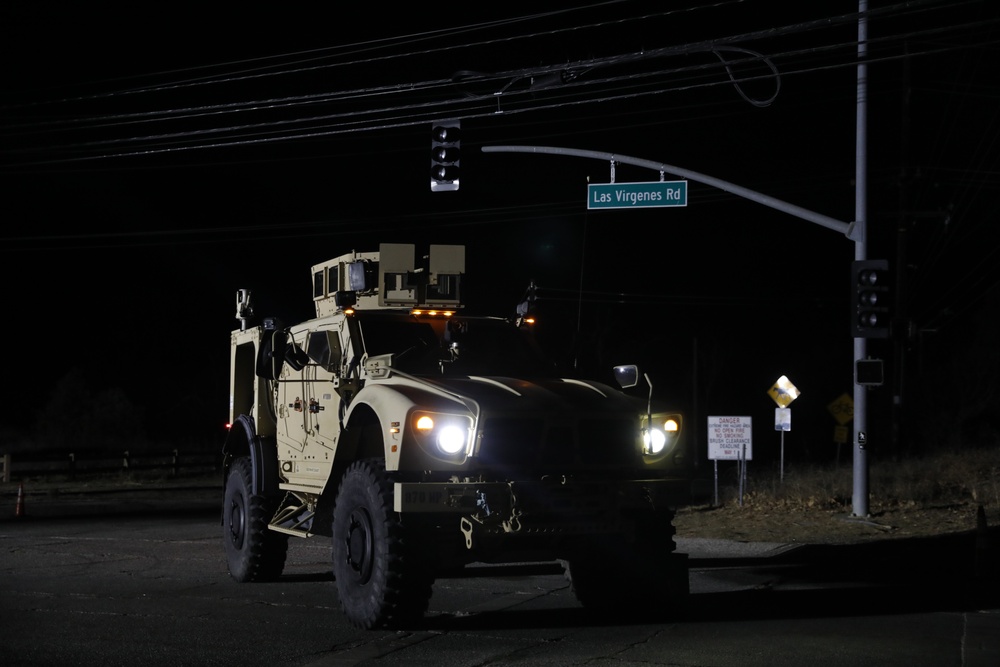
15,482 -> 25,518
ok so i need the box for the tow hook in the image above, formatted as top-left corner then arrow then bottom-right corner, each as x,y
460,517 -> 474,549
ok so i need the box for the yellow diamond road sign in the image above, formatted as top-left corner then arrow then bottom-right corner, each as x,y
768,375 -> 800,408
827,392 -> 854,425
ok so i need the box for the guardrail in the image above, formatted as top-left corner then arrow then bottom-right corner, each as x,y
1,450 -> 220,483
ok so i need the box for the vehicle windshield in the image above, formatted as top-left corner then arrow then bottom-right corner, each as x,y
357,313 -> 556,378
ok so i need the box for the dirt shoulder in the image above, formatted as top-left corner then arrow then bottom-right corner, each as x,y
674,499 -> 999,545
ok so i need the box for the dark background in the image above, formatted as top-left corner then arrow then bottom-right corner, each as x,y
2,2 -> 997,464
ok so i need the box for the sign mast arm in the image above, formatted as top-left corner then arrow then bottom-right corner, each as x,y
482,144 -> 858,240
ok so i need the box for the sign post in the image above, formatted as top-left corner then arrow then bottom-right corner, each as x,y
767,375 -> 800,483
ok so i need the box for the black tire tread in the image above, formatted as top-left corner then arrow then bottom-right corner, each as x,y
224,457 -> 288,583
563,510 -> 687,614
332,459 -> 434,629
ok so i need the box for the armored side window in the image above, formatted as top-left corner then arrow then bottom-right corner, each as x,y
307,330 -> 343,372
313,269 -> 325,299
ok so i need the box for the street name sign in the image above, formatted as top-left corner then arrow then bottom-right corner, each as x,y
587,181 -> 688,209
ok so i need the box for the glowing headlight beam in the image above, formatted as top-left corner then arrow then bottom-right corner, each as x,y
436,425 -> 467,454
643,428 -> 667,455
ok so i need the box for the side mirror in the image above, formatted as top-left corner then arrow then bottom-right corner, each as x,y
614,364 -> 654,435
284,340 -> 310,371
255,317 -> 286,380
613,364 -> 639,389
256,329 -> 287,380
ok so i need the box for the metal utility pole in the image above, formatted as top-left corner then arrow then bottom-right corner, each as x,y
852,0 -> 871,518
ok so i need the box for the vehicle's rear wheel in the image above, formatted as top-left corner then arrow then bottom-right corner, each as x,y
223,457 -> 288,582
332,459 -> 434,629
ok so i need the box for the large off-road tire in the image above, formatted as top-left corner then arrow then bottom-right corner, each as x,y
332,459 -> 435,630
223,457 -> 288,582
563,511 -> 688,618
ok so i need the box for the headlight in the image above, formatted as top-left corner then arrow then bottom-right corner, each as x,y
412,411 -> 473,457
643,428 -> 667,454
642,415 -> 681,457
436,424 -> 467,454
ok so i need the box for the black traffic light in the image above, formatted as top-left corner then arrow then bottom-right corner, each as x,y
430,120 -> 460,192
851,259 -> 890,338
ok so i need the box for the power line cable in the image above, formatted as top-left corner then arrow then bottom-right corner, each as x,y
6,27 -> 993,169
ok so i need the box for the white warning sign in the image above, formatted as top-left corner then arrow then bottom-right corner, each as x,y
707,415 -> 753,460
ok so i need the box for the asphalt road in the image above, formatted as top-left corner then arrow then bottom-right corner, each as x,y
2,480 -> 999,666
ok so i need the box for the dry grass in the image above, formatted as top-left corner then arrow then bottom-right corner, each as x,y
735,447 -> 1000,514
677,448 -> 1000,543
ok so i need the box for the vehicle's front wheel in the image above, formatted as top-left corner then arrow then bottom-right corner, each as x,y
562,511 -> 688,618
223,457 -> 288,582
332,459 -> 434,630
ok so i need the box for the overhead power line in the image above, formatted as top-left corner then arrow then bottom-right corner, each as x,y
3,0 -> 994,169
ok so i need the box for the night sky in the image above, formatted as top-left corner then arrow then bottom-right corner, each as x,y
2,2 -> 998,458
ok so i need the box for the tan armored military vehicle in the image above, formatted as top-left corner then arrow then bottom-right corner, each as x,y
222,243 -> 693,629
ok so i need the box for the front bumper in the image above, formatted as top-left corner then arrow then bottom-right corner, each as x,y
394,477 -> 690,552
394,477 -> 689,521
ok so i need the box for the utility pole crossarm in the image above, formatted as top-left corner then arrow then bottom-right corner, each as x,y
482,144 -> 856,239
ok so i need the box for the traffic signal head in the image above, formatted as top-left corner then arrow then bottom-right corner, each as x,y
851,259 -> 890,338
430,120 -> 460,192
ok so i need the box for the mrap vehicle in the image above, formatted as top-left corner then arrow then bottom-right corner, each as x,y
222,243 -> 694,629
